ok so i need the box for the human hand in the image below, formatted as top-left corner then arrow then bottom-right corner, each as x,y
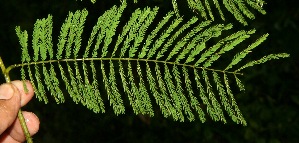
0,80 -> 39,143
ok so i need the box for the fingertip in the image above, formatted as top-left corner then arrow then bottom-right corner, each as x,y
23,111 -> 40,135
6,111 -> 40,142
11,80 -> 34,107
0,84 -> 14,100
0,83 -> 21,135
0,132 -> 19,143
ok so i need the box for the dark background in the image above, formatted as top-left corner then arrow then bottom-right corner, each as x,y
0,0 -> 298,143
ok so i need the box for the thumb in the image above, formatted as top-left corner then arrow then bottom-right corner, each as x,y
0,83 -> 21,135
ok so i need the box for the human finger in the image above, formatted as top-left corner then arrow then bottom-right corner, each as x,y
10,80 -> 34,107
0,83 -> 21,135
4,111 -> 40,142
0,132 -> 21,143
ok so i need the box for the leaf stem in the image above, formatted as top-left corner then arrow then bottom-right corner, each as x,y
0,57 -> 33,143
6,57 -> 243,75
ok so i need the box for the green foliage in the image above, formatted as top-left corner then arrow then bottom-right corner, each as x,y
10,0 -> 289,126
90,0 -> 266,25
191,0 -> 267,25
222,0 -> 265,25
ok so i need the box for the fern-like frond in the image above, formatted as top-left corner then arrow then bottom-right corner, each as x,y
188,0 -> 266,25
131,0 -> 266,25
235,53 -> 290,72
79,0 -> 266,25
13,1 -> 289,125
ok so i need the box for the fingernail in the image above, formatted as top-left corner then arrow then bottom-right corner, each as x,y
0,84 -> 14,100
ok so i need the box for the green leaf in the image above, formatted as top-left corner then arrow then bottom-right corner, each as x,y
155,63 -> 178,120
212,71 -> 236,122
15,27 -> 30,63
173,65 -> 194,121
223,73 -> 246,125
203,70 -> 226,122
137,62 -> 154,115
146,63 -> 171,118
203,30 -> 254,68
226,33 -> 267,70
164,64 -> 184,121
235,53 -> 290,72
183,67 -> 205,122
165,20 -> 212,61
12,2 -> 288,126
194,69 -> 217,121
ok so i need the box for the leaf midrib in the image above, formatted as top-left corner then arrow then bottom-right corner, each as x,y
6,57 -> 243,75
